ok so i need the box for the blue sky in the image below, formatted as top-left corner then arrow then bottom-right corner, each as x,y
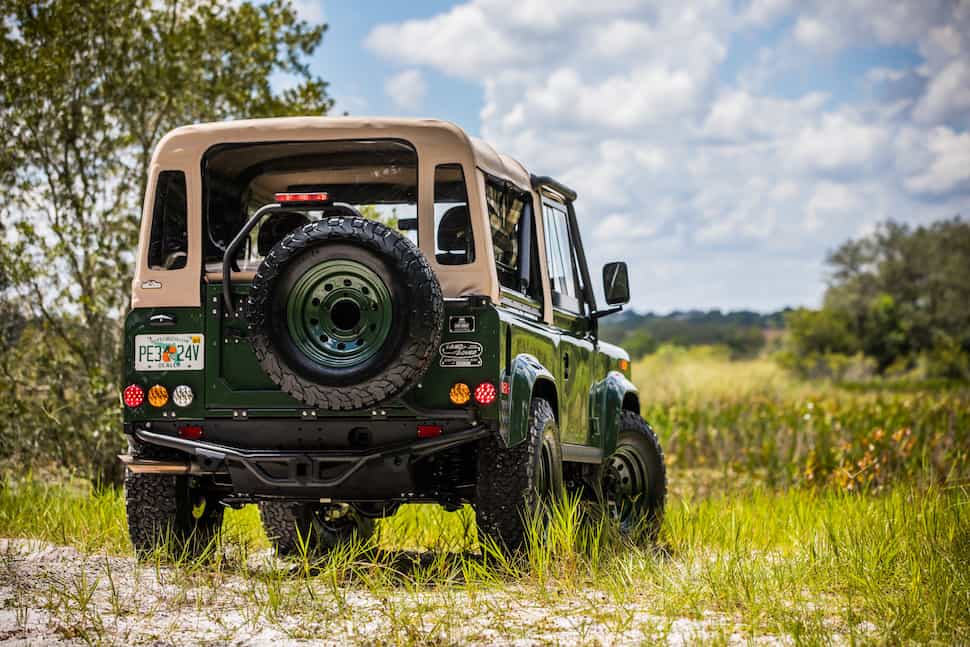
288,0 -> 970,313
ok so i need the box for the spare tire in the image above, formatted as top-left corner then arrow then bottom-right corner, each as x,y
247,214 -> 443,411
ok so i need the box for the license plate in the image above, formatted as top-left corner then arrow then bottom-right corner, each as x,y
134,334 -> 204,371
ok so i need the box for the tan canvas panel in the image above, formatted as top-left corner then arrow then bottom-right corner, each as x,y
132,117 -> 550,324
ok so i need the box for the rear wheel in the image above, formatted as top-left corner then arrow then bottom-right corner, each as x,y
258,501 -> 376,556
124,441 -> 223,558
475,397 -> 563,551
601,411 -> 667,540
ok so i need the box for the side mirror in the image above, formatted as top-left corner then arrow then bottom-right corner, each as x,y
602,262 -> 630,305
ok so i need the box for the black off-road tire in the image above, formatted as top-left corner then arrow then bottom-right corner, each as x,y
475,398 -> 563,551
602,411 -> 667,541
247,215 -> 444,411
258,501 -> 376,556
124,441 -> 223,558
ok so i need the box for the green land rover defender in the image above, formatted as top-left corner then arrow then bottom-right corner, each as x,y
120,117 -> 666,555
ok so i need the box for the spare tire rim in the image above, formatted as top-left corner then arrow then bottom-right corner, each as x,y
603,445 -> 648,529
285,259 -> 394,368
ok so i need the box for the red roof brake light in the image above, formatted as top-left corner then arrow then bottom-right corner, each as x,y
274,192 -> 330,204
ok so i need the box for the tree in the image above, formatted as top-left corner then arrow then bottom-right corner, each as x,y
786,218 -> 970,379
0,0 -> 333,480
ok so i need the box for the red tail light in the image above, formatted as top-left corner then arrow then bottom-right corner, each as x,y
417,425 -> 442,438
123,384 -> 144,408
178,425 -> 203,440
474,382 -> 497,406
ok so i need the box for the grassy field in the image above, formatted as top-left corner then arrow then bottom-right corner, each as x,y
1,351 -> 969,644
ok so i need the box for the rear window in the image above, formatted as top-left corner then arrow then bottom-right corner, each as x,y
202,140 -> 418,271
147,171 -> 188,270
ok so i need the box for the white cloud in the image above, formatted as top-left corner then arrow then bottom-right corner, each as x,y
791,113 -> 889,175
365,4 -> 525,79
913,60 -> 970,124
904,127 -> 970,195
366,1 -> 970,311
384,69 -> 427,111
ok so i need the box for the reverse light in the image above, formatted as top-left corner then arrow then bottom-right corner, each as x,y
274,192 -> 330,204
449,382 -> 471,406
474,382 -> 497,406
417,424 -> 443,438
123,384 -> 144,408
171,384 -> 194,408
147,384 -> 169,408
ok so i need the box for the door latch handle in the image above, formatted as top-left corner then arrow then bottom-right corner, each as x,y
563,352 -> 570,380
148,313 -> 176,327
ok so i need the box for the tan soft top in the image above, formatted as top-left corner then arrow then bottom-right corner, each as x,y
154,117 -> 532,190
133,117 -> 555,321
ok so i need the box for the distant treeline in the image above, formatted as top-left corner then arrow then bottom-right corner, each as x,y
600,309 -> 788,359
605,218 -> 970,382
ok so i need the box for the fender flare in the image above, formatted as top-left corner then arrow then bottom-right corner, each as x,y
590,370 -> 639,452
502,353 -> 557,447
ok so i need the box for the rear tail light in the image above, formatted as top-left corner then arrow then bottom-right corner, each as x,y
123,384 -> 144,408
178,425 -> 203,440
171,384 -> 194,407
417,424 -> 442,438
474,382 -> 497,406
449,382 -> 471,405
147,384 -> 169,408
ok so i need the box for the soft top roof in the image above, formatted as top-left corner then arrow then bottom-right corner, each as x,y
155,116 -> 533,191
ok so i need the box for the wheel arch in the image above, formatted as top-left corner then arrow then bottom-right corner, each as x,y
503,353 -> 557,447
590,370 -> 639,453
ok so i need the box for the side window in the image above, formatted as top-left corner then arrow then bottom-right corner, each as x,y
542,199 -> 581,313
434,164 -> 474,265
487,178 -> 541,301
148,171 -> 188,270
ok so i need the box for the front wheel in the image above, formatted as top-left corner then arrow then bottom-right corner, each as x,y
601,411 -> 667,541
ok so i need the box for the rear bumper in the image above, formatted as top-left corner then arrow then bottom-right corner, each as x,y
124,424 -> 488,502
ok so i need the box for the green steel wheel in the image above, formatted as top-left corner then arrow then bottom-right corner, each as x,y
601,411 -> 667,541
285,259 -> 394,369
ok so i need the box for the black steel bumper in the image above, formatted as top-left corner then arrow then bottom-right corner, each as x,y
128,424 -> 489,502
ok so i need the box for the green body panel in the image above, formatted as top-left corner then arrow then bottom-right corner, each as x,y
122,307 -> 208,422
123,284 -> 637,455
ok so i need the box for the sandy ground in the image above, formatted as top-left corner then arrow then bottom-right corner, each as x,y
0,538 -> 784,646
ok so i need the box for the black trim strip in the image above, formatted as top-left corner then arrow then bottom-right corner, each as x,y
561,442 -> 603,464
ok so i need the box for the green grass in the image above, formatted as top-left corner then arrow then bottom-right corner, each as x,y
2,352 -> 969,644
2,476 -> 968,644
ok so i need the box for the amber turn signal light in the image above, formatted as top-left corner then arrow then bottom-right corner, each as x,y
449,382 -> 471,405
147,384 -> 169,408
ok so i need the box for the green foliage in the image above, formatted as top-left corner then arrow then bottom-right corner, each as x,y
0,0 -> 332,481
787,218 -> 970,378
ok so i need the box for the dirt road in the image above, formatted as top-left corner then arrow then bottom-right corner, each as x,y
0,538 -> 770,645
